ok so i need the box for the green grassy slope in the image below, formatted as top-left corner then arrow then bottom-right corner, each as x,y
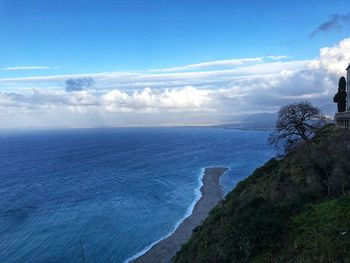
173,125 -> 350,263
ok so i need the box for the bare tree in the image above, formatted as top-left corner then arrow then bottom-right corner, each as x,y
269,101 -> 325,153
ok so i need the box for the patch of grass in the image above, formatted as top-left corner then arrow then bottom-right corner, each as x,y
279,197 -> 350,263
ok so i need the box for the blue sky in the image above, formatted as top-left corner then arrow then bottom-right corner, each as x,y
1,0 -> 350,77
0,0 -> 350,128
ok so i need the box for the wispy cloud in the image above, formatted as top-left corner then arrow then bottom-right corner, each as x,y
310,12 -> 350,37
149,56 -> 289,72
0,58 -> 308,90
2,66 -> 58,71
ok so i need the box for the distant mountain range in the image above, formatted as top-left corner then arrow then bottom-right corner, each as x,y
215,104 -> 336,130
214,113 -> 278,130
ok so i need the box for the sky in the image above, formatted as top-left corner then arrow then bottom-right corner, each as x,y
1,0 -> 350,128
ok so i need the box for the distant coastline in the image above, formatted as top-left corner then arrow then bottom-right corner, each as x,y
129,167 -> 228,263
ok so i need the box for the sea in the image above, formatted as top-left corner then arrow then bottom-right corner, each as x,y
0,127 -> 274,263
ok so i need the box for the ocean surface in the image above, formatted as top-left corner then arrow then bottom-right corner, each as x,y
0,127 -> 274,263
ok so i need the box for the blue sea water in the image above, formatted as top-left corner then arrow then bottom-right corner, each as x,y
0,127 -> 274,263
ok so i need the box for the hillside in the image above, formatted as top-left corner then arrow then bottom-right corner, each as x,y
173,125 -> 350,263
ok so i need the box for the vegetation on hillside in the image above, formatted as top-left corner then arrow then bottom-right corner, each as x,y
172,125 -> 350,263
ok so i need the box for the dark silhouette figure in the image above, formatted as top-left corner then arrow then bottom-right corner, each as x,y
334,76 -> 347,112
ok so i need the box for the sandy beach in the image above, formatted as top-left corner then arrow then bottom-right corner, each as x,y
131,167 -> 228,263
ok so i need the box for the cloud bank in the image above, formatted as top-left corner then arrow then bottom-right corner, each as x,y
1,38 -> 350,128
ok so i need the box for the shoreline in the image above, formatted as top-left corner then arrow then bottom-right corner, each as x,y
129,167 -> 228,263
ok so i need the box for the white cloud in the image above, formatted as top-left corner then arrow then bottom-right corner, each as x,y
0,38 -> 350,128
101,86 -> 212,113
309,37 -> 350,74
